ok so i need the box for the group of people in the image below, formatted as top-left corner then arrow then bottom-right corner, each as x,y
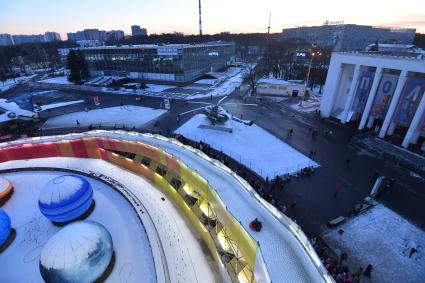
315,240 -> 373,283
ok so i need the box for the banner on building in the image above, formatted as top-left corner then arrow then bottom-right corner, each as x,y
393,78 -> 425,127
93,95 -> 100,106
352,71 -> 374,113
371,74 -> 399,119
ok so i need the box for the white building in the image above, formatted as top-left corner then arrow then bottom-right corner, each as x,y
0,34 -> 14,46
256,78 -> 306,97
320,52 -> 425,149
44,32 -> 61,42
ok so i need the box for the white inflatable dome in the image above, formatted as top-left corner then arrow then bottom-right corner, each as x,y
39,221 -> 113,282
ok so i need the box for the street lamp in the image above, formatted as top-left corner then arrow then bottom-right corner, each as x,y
304,45 -> 321,98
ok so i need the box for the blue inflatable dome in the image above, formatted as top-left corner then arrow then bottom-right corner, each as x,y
38,175 -> 94,223
0,208 -> 11,247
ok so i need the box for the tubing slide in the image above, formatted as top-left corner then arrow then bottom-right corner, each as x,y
0,130 -> 333,283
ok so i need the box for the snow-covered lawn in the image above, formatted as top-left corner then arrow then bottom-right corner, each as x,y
145,84 -> 175,92
0,74 -> 37,93
41,105 -> 166,129
39,76 -> 72,85
322,204 -> 425,283
0,171 -> 156,283
174,114 -> 318,178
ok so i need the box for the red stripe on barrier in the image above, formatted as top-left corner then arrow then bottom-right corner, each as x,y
0,150 -> 8,163
99,148 -> 109,161
70,139 -> 89,158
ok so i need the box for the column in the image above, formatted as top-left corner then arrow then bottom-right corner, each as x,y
379,70 -> 408,138
320,63 -> 344,117
341,64 -> 361,123
359,67 -> 383,130
402,93 -> 425,148
367,116 -> 375,129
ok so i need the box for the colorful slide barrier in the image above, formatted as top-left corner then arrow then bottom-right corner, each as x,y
0,134 -> 269,283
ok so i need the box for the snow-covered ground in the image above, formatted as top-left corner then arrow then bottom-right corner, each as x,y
174,114 -> 318,178
322,204 -> 425,283
0,171 -> 156,283
41,105 -> 166,129
0,158 -> 219,283
39,76 -> 72,85
0,74 -> 37,93
145,84 -> 175,92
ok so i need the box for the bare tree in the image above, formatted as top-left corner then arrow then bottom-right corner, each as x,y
244,63 -> 265,95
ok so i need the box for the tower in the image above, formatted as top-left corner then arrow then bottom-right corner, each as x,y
198,0 -> 203,36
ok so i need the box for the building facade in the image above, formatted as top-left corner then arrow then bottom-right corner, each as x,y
44,32 -> 61,42
131,25 -> 148,37
72,42 -> 235,84
320,52 -> 425,149
0,34 -> 14,46
256,78 -> 306,97
281,24 -> 416,51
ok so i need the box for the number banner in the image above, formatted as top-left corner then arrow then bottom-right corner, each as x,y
371,74 -> 398,119
393,78 -> 425,127
352,71 -> 374,113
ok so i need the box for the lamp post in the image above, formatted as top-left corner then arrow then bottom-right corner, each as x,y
304,45 -> 321,97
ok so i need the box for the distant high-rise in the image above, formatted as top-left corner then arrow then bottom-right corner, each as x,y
131,25 -> 148,37
0,34 -> 14,46
44,32 -> 61,42
12,34 -> 45,45
68,29 -> 125,42
281,23 -> 416,51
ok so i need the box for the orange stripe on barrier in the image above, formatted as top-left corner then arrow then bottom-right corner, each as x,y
165,154 -> 180,174
83,138 -> 101,159
57,140 -> 74,157
70,139 -> 89,158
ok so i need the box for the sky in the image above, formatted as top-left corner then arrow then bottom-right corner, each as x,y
0,0 -> 424,39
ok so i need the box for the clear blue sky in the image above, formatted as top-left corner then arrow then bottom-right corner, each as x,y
1,0 -> 424,39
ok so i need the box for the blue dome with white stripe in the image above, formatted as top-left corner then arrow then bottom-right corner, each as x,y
0,208 -> 11,247
38,175 -> 93,223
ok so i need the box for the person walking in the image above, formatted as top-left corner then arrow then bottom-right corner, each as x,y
334,185 -> 341,198
352,267 -> 363,282
364,264 -> 373,278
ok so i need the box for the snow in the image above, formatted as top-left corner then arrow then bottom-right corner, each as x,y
41,105 -> 166,130
0,74 -> 37,93
0,178 -> 10,193
0,99 -> 37,123
322,204 -> 425,283
38,100 -> 84,111
0,170 -> 156,283
145,84 -> 175,92
39,76 -> 73,85
175,114 -> 319,178
258,78 -> 303,86
0,160 -> 219,283
194,79 -> 217,85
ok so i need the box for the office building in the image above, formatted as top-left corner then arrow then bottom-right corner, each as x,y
282,24 -> 416,51
44,32 -> 61,42
0,34 -> 14,46
320,51 -> 425,149
69,42 -> 235,84
131,25 -> 148,37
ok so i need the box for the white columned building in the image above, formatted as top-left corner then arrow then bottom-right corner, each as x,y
320,52 -> 425,149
